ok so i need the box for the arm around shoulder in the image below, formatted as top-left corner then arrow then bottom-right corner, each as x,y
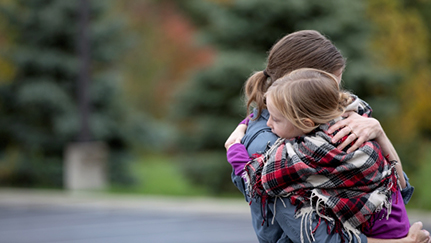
225,124 -> 247,151
227,143 -> 250,176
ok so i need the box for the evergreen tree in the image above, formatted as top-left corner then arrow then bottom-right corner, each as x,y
0,0 -> 138,187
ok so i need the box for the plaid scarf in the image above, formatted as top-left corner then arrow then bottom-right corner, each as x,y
245,117 -> 398,243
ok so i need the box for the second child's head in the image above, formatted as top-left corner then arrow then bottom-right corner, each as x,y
265,68 -> 351,139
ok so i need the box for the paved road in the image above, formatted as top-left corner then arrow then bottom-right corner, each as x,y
0,189 -> 430,243
0,189 -> 258,243
0,205 -> 257,243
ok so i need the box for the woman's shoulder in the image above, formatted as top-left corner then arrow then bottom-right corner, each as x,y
243,109 -> 278,155
247,109 -> 272,131
250,108 -> 270,121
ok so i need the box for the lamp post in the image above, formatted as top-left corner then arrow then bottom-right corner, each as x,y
77,0 -> 91,142
64,0 -> 107,191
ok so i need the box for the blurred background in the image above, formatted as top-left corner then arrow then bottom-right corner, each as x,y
0,0 -> 431,218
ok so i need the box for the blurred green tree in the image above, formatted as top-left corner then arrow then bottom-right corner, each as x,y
171,0 -> 391,194
108,1 -> 215,155
116,0 -> 214,121
0,0 -> 144,187
367,0 -> 431,208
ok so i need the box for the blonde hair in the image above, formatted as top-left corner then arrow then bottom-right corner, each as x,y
266,68 -> 352,132
245,30 -> 345,118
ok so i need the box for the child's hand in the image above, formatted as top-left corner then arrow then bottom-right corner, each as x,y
224,124 -> 247,151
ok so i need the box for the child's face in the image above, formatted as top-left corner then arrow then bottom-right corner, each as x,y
266,96 -> 305,139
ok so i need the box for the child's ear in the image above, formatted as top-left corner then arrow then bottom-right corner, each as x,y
302,118 -> 315,128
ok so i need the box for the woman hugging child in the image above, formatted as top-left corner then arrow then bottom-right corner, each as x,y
227,68 -> 409,242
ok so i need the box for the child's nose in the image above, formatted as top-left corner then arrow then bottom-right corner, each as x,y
266,120 -> 272,128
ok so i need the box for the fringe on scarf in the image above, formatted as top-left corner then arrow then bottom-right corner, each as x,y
270,193 -> 360,243
244,138 -> 400,243
293,185 -> 396,243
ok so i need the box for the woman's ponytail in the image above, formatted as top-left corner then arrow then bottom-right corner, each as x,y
244,70 -> 270,119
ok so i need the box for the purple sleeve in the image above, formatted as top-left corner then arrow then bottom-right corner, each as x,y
239,114 -> 254,126
362,190 -> 410,239
227,143 -> 251,176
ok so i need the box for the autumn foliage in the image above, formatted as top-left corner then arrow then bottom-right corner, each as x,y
118,1 -> 215,118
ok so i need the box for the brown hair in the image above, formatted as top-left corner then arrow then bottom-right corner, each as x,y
266,68 -> 352,132
245,30 -> 346,118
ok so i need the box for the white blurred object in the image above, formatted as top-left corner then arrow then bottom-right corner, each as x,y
64,142 -> 108,190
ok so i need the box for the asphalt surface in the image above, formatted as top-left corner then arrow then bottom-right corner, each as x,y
0,188 -> 430,243
0,189 -> 257,243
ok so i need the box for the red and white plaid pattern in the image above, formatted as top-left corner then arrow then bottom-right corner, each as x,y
245,120 -> 398,242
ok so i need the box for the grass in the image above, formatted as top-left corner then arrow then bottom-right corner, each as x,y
110,153 -> 208,196
408,147 -> 431,210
